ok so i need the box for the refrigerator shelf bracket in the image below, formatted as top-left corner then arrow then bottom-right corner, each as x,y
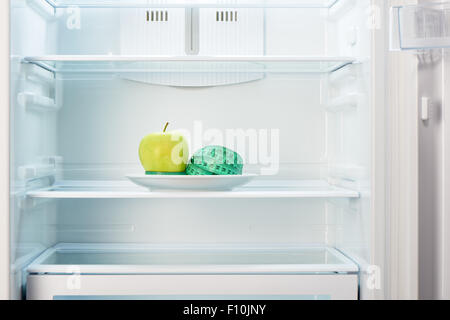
24,64 -> 55,84
17,158 -> 60,182
17,166 -> 56,184
17,195 -> 53,211
328,64 -> 357,84
328,0 -> 356,21
27,0 -> 56,18
22,60 -> 56,75
17,92 -> 60,112
325,93 -> 361,113
326,198 -> 358,212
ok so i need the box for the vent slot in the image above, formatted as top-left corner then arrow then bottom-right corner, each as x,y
147,10 -> 169,22
216,10 -> 238,22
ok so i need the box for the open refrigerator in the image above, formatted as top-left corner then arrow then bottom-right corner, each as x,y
2,0 -> 448,300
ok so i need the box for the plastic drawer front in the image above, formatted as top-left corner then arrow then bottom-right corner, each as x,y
27,274 -> 358,300
25,244 -> 359,300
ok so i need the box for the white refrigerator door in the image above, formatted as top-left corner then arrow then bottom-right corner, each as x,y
363,0 -> 419,300
382,0 -> 419,300
0,0 -> 10,301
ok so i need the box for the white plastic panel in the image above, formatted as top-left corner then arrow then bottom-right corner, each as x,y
35,6 -> 342,57
27,274 -> 358,300
118,8 -> 264,85
120,9 -> 185,56
119,8 -> 264,56
199,8 -> 264,55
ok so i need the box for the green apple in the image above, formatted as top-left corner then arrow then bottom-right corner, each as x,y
139,123 -> 189,174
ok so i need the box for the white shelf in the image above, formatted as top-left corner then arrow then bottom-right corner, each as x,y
26,243 -> 359,274
43,0 -> 340,9
23,55 -> 356,74
26,180 -> 360,199
391,2 -> 450,51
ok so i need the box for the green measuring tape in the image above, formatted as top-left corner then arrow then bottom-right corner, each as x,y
186,146 -> 244,176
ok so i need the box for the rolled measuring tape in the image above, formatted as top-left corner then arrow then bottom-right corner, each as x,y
186,146 -> 243,176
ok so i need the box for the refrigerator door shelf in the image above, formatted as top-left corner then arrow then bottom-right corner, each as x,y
26,243 -> 359,275
391,2 -> 450,51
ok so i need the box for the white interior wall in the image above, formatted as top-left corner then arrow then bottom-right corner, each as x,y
9,0 -> 59,299
54,8 -> 334,245
56,199 -> 337,244
57,76 -> 326,178
327,0 -> 372,265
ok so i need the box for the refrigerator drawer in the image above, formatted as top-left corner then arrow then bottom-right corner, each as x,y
25,243 -> 358,300
27,274 -> 358,300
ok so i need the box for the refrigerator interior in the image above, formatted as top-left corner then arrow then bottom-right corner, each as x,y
10,0 -> 373,299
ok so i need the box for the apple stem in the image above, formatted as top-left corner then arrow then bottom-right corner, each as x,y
163,122 -> 169,133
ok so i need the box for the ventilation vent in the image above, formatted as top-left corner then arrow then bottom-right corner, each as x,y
146,10 -> 169,22
216,10 -> 238,22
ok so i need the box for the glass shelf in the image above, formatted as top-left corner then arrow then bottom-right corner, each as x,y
43,0 -> 340,9
27,243 -> 359,274
23,55 -> 355,74
26,180 -> 360,199
391,2 -> 450,50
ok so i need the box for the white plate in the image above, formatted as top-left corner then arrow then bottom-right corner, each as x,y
126,174 -> 257,191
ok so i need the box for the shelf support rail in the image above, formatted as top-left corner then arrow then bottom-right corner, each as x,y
27,0 -> 56,18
